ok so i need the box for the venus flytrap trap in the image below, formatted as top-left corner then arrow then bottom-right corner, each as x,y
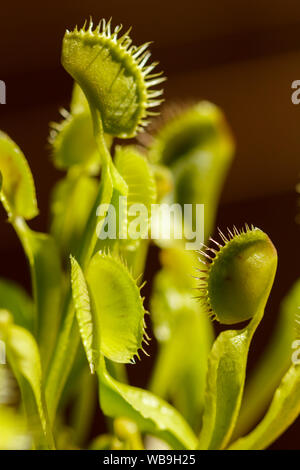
197,227 -> 277,450
0,16 -> 300,451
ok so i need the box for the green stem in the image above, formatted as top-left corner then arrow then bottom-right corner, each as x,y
71,369 -> 97,447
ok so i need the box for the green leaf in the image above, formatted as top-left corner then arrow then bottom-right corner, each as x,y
234,278 -> 300,438
0,131 -> 38,219
86,252 -> 147,363
50,172 -> 98,258
0,311 -> 54,449
115,146 -> 157,240
229,365 -> 300,450
13,218 -> 63,373
70,82 -> 90,115
115,146 -> 157,214
98,357 -> 197,450
0,278 -> 34,332
50,111 -> 99,170
62,19 -> 164,138
198,327 -> 253,449
96,146 -> 157,251
70,255 -> 98,373
50,81 -> 112,171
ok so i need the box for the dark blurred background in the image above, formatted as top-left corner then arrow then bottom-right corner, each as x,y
0,0 -> 300,449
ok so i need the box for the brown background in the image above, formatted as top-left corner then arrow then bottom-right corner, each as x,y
0,0 -> 300,449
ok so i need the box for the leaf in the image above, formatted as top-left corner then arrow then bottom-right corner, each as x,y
0,131 -> 38,219
13,218 -> 63,373
98,357 -> 197,450
197,327 -> 253,449
115,146 -> 157,215
229,365 -> 300,450
0,311 -> 54,449
50,111 -> 99,169
62,18 -> 164,138
70,82 -> 90,115
115,145 -> 157,241
0,278 -> 34,332
50,81 -> 112,171
70,256 -> 98,373
234,278 -> 300,438
50,172 -> 98,258
86,252 -> 147,363
96,146 -> 157,251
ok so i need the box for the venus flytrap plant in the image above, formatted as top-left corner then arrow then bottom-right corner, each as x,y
197,226 -> 277,449
1,16 -> 300,451
45,18 -> 164,422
